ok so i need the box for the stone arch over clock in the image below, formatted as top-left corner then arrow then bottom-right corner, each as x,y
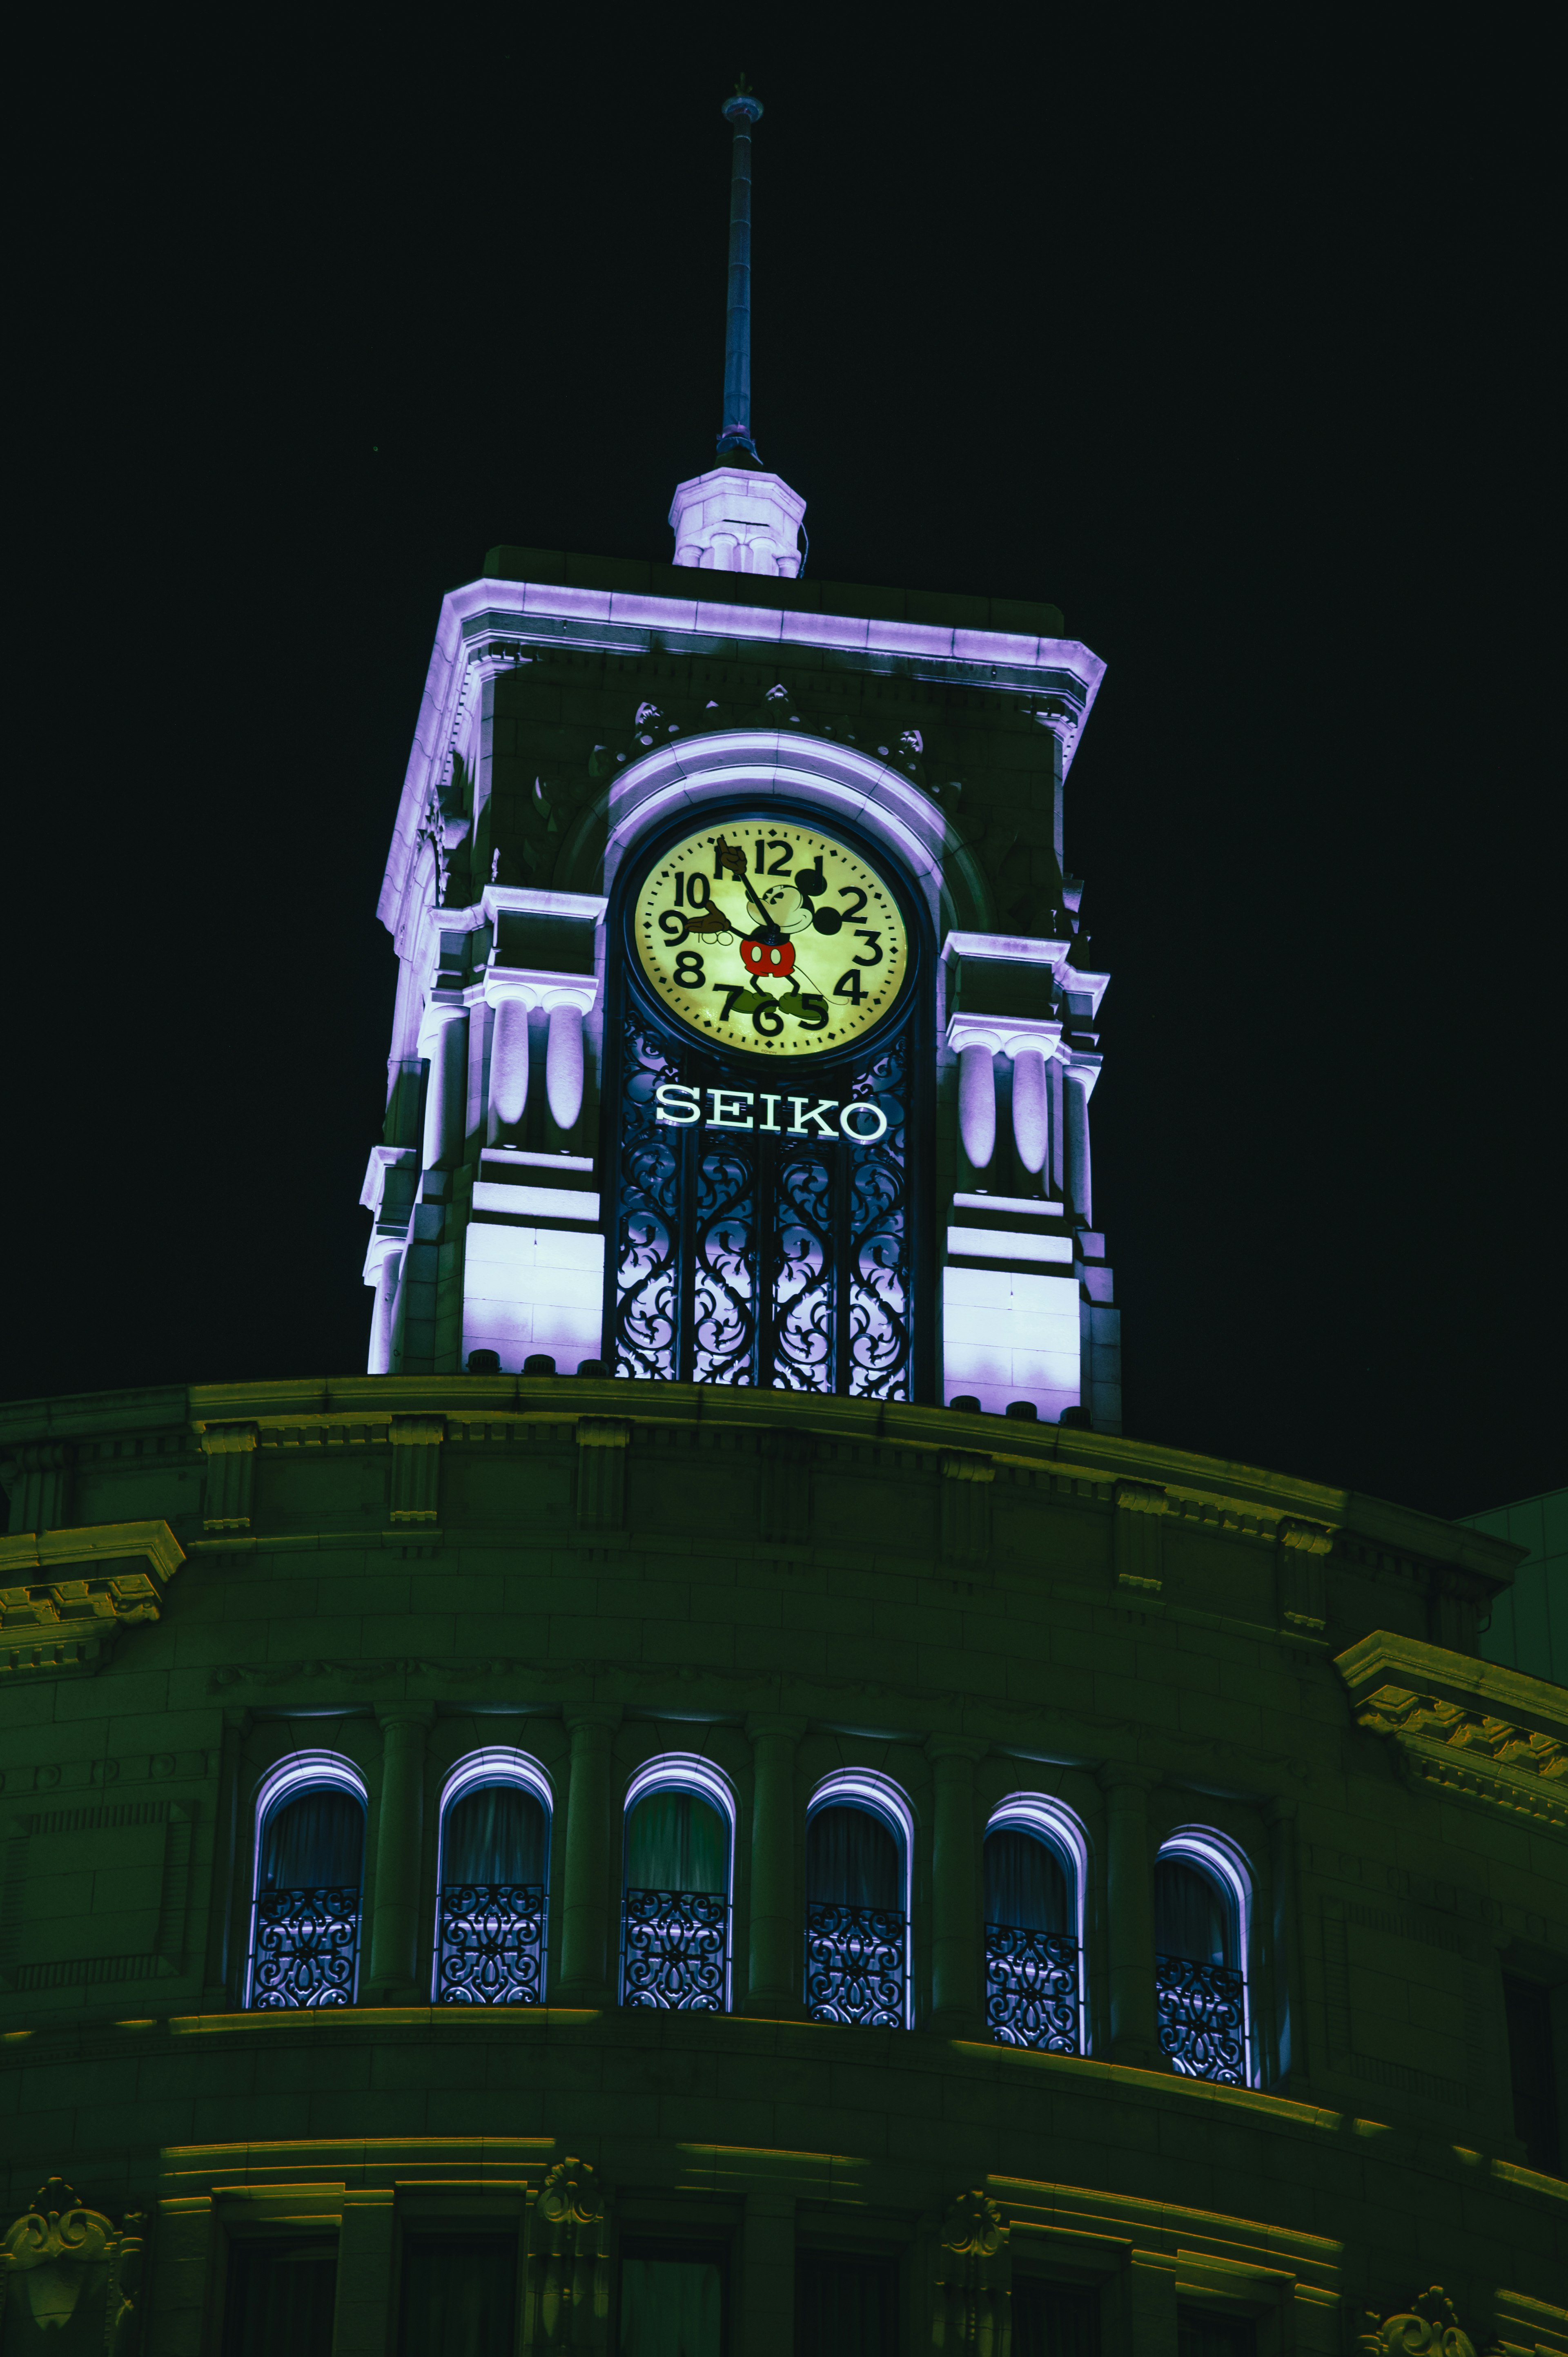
603,788 -> 935,1398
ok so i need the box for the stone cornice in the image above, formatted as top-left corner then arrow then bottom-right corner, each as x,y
0,1378 -> 1524,1599
0,1521 -> 186,1679
1335,1630 -> 1568,1835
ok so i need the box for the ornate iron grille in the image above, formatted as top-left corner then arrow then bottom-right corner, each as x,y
804,1901 -> 907,2028
984,1924 -> 1080,2053
249,1884 -> 360,2008
437,1881 -> 546,2005
620,1887 -> 729,2011
612,1017 -> 917,1396
1156,1953 -> 1247,2083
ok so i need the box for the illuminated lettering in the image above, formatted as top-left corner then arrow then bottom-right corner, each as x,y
788,1097 -> 839,1138
655,1083 -> 701,1126
708,1088 -> 755,1130
840,1102 -> 889,1143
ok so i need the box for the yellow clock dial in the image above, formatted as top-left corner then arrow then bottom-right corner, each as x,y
631,819 -> 910,1058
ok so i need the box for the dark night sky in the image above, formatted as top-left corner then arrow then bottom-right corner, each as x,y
9,11 -> 1558,1523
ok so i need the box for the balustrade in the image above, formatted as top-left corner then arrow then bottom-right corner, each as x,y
1156,1952 -> 1247,2082
437,1881 -> 546,2005
621,1886 -> 729,2010
250,1884 -> 360,2008
984,1924 -> 1080,2053
804,1901 -> 907,2028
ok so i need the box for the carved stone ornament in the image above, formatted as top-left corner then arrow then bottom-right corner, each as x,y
524,2157 -> 610,2350
931,2189 -> 1010,2353
1356,2288 -> 1477,2357
0,2177 -> 145,2352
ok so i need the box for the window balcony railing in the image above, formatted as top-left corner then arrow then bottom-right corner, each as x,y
984,1923 -> 1080,2053
620,1887 -> 729,2011
804,1901 -> 907,2028
250,1884 -> 360,2008
437,1880 -> 546,2005
1156,1953 -> 1247,2083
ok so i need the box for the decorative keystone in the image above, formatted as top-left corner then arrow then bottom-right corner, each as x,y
1,2178 -> 145,2352
932,2189 -> 1011,2352
526,2158 -> 610,2349
1356,2289 -> 1477,2357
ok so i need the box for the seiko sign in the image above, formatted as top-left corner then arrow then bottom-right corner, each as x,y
654,1085 -> 890,1142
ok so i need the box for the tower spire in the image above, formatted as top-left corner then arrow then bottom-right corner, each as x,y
717,78 -> 763,461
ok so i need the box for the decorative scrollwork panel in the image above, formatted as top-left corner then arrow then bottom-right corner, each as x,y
804,1901 -> 907,2028
437,1880 -> 546,2005
1155,1952 -> 1247,2083
250,1884 -> 360,2009
985,1924 -> 1080,2053
621,1887 -> 729,2011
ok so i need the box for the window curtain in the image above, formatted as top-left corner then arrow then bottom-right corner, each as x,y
1176,2307 -> 1256,2357
983,1829 -> 1069,1933
1012,2278 -> 1100,2357
618,2256 -> 723,2356
805,1804 -> 898,1911
261,1790 -> 364,1891
624,1791 -> 727,1894
398,2237 -> 517,2357
794,2252 -> 897,2356
442,1785 -> 547,1886
1154,1861 -> 1233,1967
222,2239 -> 338,2357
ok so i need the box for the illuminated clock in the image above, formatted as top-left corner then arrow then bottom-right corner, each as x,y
630,817 -> 910,1059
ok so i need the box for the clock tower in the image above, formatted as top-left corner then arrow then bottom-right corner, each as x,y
363,85 -> 1118,1430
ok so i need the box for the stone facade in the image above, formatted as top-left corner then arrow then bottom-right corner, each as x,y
1,1375 -> 1563,2351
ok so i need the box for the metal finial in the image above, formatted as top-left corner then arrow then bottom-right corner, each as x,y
716,79 -> 763,461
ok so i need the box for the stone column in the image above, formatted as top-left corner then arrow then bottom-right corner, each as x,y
559,1706 -> 621,2002
488,993 -> 531,1138
1266,1796 -> 1306,2088
958,1044 -> 996,1171
927,1735 -> 988,2036
368,1706 -> 433,2000
744,1715 -> 806,2016
368,1250 -> 401,1376
1011,1048 -> 1049,1174
419,1007 -> 468,1171
1065,1066 -> 1093,1224
546,1002 -> 586,1131
1097,1761 -> 1162,2067
740,2192 -> 796,2357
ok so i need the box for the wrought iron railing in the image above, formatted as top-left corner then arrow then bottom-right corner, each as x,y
249,1884 -> 360,2008
984,1924 -> 1080,2052
620,1887 -> 728,2011
1156,1952 -> 1247,2083
804,1901 -> 906,2028
437,1881 -> 546,2005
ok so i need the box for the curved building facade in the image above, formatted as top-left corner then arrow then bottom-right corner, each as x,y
2,101 -> 1564,2357
1,1377 -> 1564,2351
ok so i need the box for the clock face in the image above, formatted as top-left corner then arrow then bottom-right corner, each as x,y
630,818 -> 910,1059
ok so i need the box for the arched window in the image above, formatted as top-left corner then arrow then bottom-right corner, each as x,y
804,1772 -> 913,2029
435,1749 -> 552,2006
248,1752 -> 366,2009
620,1756 -> 735,2012
983,1796 -> 1087,2054
1154,1831 -> 1252,2085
